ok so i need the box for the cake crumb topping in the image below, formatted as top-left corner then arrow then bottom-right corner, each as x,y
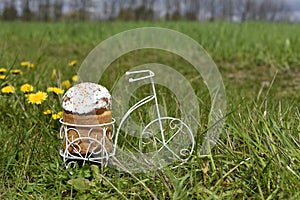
62,82 -> 111,114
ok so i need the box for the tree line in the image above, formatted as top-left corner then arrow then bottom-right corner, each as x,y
0,0 -> 290,22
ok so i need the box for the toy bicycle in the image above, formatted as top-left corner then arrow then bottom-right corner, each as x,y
60,70 -> 194,167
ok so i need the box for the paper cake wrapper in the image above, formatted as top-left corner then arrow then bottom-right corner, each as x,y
62,110 -> 113,155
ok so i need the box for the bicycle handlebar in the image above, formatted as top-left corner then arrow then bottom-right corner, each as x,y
125,70 -> 155,82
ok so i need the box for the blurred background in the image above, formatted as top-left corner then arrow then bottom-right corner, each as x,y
0,0 -> 299,22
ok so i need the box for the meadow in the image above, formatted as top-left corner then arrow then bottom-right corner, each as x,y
0,21 -> 299,199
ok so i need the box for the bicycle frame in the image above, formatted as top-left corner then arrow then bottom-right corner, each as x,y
115,70 -> 166,148
115,69 -> 194,164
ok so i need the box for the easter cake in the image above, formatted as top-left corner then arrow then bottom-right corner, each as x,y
61,82 -> 113,155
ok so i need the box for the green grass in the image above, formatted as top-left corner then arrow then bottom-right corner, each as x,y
0,21 -> 299,199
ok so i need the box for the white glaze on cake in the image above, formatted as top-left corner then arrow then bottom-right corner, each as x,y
62,82 -> 111,114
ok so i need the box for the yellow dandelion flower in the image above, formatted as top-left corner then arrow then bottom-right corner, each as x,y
27,91 -> 48,105
20,83 -> 34,93
43,109 -> 52,115
10,69 -> 23,75
0,75 -> 6,80
68,60 -> 77,67
51,69 -> 56,80
52,111 -> 63,120
47,87 -> 64,95
21,61 -> 34,68
72,75 -> 78,82
0,68 -> 6,73
21,61 -> 30,67
1,85 -> 15,94
61,80 -> 71,89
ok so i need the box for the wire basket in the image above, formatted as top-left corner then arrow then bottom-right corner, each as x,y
59,118 -> 116,167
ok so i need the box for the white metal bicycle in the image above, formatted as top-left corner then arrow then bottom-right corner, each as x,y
59,69 -> 195,167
